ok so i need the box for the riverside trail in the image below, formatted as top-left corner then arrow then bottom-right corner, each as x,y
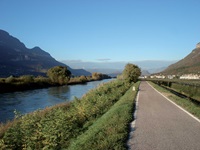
128,81 -> 200,150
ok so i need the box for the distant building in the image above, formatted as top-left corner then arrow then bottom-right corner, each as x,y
167,75 -> 176,79
180,74 -> 200,80
150,75 -> 166,79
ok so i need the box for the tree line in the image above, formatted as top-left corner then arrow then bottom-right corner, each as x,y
0,63 -> 141,93
0,63 -> 141,149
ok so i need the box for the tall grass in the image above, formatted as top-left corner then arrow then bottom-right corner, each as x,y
0,76 -> 52,93
148,79 -> 200,101
0,79 -> 136,149
170,83 -> 200,101
0,74 -> 111,93
68,82 -> 140,150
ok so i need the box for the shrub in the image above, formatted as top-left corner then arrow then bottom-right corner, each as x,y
5,76 -> 16,83
47,66 -> 71,85
34,76 -> 51,85
92,72 -> 102,80
0,79 -> 133,149
122,63 -> 141,83
79,75 -> 87,83
68,82 -> 140,150
19,75 -> 34,84
69,76 -> 88,84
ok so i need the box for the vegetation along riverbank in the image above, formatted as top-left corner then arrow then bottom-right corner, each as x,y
0,63 -> 141,149
0,66 -> 111,93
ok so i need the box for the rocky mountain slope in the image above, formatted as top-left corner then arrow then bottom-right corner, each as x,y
162,43 -> 200,75
0,29 -> 91,77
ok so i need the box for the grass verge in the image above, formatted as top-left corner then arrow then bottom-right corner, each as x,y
67,81 -> 140,150
0,79 -> 138,149
149,81 -> 200,119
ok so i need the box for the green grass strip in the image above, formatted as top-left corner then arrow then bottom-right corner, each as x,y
0,80 -> 133,149
149,81 -> 200,119
67,82 -> 140,150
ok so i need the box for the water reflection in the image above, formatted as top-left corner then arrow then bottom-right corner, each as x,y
47,85 -> 70,102
0,79 -> 112,123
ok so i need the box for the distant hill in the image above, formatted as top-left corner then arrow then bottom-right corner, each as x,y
0,29 -> 91,77
162,43 -> 200,75
61,60 -> 176,75
141,70 -> 151,76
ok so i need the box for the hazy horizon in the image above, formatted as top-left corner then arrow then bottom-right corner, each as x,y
61,59 -> 177,74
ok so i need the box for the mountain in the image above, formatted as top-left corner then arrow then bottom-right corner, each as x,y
162,43 -> 200,75
0,29 -> 91,77
141,70 -> 151,76
61,60 -> 176,75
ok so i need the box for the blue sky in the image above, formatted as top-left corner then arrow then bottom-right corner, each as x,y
1,0 -> 200,62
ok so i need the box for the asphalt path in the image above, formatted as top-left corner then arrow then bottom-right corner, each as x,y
128,81 -> 200,150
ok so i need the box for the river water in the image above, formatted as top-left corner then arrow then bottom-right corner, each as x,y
0,79 -> 112,123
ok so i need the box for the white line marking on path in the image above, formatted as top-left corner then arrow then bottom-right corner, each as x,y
127,90 -> 140,149
147,82 -> 200,124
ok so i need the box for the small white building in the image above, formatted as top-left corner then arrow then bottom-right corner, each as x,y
167,75 -> 176,79
150,75 -> 166,79
180,74 -> 200,80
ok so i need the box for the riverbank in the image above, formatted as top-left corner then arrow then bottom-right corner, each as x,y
0,75 -> 111,93
0,80 -> 140,149
0,79 -> 113,123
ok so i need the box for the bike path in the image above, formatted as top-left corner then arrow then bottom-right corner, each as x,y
128,81 -> 200,150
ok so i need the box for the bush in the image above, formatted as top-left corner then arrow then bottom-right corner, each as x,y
47,66 -> 71,85
5,76 -> 16,83
69,76 -> 88,84
122,63 -> 141,83
34,76 -> 51,85
92,72 -> 102,80
0,79 -> 133,149
79,75 -> 87,83
68,82 -> 140,150
19,75 -> 34,84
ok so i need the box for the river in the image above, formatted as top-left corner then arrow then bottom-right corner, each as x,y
0,79 -> 112,123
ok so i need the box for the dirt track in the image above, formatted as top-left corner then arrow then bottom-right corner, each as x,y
128,81 -> 200,150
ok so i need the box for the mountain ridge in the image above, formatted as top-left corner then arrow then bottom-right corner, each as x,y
0,29 -> 91,77
61,60 -> 176,75
162,44 -> 200,75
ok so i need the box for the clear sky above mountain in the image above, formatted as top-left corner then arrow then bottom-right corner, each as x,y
1,0 -> 200,62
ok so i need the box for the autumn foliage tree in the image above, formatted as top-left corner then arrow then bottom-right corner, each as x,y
92,72 -> 102,80
122,63 -> 141,83
47,66 -> 71,85
92,72 -> 110,80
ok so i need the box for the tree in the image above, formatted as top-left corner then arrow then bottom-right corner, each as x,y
92,72 -> 102,80
47,66 -> 71,85
122,63 -> 141,83
79,75 -> 87,83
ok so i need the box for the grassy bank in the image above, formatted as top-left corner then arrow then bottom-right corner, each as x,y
68,81 -> 140,150
0,79 -> 139,149
0,74 -> 111,93
148,79 -> 200,101
0,75 -> 52,93
149,81 -> 200,119
169,82 -> 200,102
